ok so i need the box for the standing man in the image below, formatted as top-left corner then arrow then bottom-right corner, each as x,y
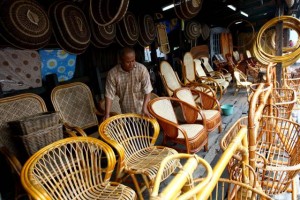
104,47 -> 153,120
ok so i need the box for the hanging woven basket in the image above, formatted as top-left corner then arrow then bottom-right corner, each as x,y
138,15 -> 156,47
184,20 -> 201,40
0,0 -> 52,49
49,1 -> 91,54
174,0 -> 203,20
116,12 -> 139,47
90,0 -> 129,26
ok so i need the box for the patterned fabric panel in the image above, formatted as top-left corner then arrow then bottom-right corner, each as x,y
0,49 -> 42,92
39,49 -> 76,82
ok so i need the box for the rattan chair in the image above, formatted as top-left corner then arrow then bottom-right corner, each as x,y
0,93 -> 48,199
174,88 -> 222,133
51,82 -> 102,137
21,137 -> 137,200
233,68 -> 252,96
193,58 -> 229,100
201,56 -> 232,83
159,60 -> 217,99
148,97 -> 208,153
99,114 -> 179,200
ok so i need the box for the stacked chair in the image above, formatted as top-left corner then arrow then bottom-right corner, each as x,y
201,56 -> 232,83
233,68 -> 253,96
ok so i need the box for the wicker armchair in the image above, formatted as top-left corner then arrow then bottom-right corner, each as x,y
0,93 -> 48,199
148,97 -> 208,153
51,82 -> 102,137
21,137 -> 136,200
233,68 -> 252,96
193,58 -> 229,100
99,114 -> 179,200
174,88 -> 222,133
201,56 -> 232,83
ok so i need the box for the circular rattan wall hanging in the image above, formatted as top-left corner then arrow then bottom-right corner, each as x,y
174,0 -> 203,20
0,0 -> 52,49
201,23 -> 210,40
49,1 -> 91,54
138,15 -> 156,47
184,21 -> 201,40
116,12 -> 139,47
90,0 -> 129,26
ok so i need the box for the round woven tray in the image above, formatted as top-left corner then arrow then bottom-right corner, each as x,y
0,0 -> 51,49
201,23 -> 210,40
49,1 -> 91,54
90,0 -> 129,26
174,0 -> 203,20
116,12 -> 139,47
89,11 -> 116,48
138,15 -> 156,47
184,20 -> 201,40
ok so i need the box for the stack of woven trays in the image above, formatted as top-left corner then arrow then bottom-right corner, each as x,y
8,112 -> 63,156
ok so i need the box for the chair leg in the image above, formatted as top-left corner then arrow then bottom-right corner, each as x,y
204,142 -> 208,151
218,124 -> 222,133
292,176 -> 297,200
234,87 -> 240,96
130,174 -> 144,200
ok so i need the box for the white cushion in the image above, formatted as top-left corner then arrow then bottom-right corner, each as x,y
178,124 -> 204,139
197,110 -> 219,120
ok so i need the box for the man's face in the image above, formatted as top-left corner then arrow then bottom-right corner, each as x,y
121,52 -> 136,72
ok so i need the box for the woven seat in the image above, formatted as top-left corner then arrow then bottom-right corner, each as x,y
233,68 -> 252,96
51,82 -> 102,137
0,93 -> 48,199
174,88 -> 222,133
99,114 -> 179,200
201,57 -> 232,82
148,97 -> 208,153
21,137 -> 136,200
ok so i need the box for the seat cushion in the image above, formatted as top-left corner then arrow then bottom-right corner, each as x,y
241,81 -> 252,86
178,124 -> 204,139
197,110 -> 219,120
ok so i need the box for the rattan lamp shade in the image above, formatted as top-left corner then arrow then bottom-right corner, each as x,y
49,1 -> 91,54
0,0 -> 52,49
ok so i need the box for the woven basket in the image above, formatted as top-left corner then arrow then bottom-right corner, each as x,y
90,20 -> 116,48
49,1 -> 91,54
116,11 -> 139,47
184,20 -> 201,40
20,124 -> 63,156
90,0 -> 129,26
138,15 -> 156,47
8,112 -> 60,135
0,0 -> 52,49
174,0 -> 203,20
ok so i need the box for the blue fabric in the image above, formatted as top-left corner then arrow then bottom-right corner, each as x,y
39,49 -> 76,82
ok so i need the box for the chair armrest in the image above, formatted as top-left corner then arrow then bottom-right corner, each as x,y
190,89 -> 221,111
0,147 -> 22,176
63,123 -> 87,136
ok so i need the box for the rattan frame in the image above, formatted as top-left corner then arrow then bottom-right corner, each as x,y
51,82 -> 102,136
21,137 -> 137,200
99,114 -> 179,200
148,97 -> 208,153
233,68 -> 253,96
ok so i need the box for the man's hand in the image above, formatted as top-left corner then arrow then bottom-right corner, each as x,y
102,113 -> 110,121
142,107 -> 153,118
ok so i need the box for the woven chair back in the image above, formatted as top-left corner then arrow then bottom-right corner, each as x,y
99,114 -> 159,160
194,59 -> 206,77
51,82 -> 98,129
246,50 -> 252,58
183,52 -> 196,84
175,88 -> 197,107
150,98 -> 177,124
201,57 -> 213,72
0,93 -> 47,158
234,71 -> 241,84
256,116 -> 300,195
160,61 -> 181,96
21,137 -> 124,200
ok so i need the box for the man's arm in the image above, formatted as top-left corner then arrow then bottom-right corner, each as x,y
142,93 -> 151,117
104,97 -> 113,120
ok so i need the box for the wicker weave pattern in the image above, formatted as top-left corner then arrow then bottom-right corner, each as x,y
159,61 -> 182,96
150,98 -> 177,123
51,82 -> 98,129
21,137 -> 136,200
271,88 -> 296,119
0,93 -> 47,157
99,114 -> 179,199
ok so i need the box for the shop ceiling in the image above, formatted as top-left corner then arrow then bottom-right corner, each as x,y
129,0 -> 299,29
